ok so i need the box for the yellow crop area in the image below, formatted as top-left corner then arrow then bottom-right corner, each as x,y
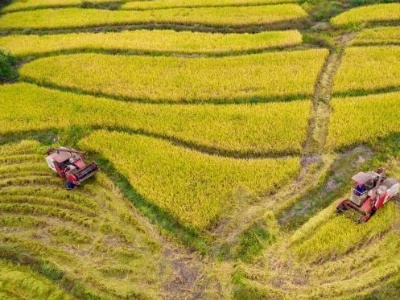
0,83 -> 310,155
333,46 -> 400,95
20,50 -> 328,103
1,0 -> 122,12
0,30 -> 302,57
352,27 -> 400,45
80,130 -> 300,229
122,0 -> 296,10
0,5 -> 308,30
326,92 -> 400,150
0,140 -> 169,299
331,3 -> 400,27
2,0 -> 400,297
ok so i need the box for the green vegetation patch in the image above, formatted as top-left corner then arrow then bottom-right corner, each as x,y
20,50 -> 328,103
80,130 -> 300,230
0,5 -> 308,30
331,3 -> 400,27
0,83 -> 310,155
0,30 -> 302,57
0,50 -> 17,83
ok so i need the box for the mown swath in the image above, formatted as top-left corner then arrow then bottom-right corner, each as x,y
0,140 -> 169,299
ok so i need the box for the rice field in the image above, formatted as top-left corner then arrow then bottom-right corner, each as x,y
0,30 -> 302,57
333,46 -> 400,95
0,83 -> 311,155
331,3 -> 400,27
326,91 -> 400,150
0,140 -> 169,299
7,29 -> 301,57
80,130 -> 300,229
352,27 -> 400,46
2,0 -> 400,298
122,0 -> 297,10
19,50 -> 328,103
0,5 -> 308,30
1,0 -> 123,13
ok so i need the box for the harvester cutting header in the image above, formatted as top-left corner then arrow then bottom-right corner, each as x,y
336,168 -> 399,223
45,147 -> 98,190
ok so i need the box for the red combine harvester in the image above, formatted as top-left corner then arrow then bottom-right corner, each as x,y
336,168 -> 399,223
45,147 -> 98,190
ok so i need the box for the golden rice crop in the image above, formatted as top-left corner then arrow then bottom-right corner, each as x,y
326,91 -> 400,150
0,5 -> 308,30
331,3 -> 400,27
0,30 -> 302,57
2,0 -> 122,13
333,46 -> 400,95
0,140 -> 168,299
352,27 -> 400,46
20,50 -> 328,103
292,202 -> 397,263
122,0 -> 296,10
0,83 -> 310,154
0,260 -> 72,300
79,130 -> 301,229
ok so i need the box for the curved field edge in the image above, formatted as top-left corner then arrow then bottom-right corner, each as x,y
0,83 -> 310,156
0,5 -> 308,30
79,130 -> 301,230
19,49 -> 328,103
0,30 -> 303,58
331,3 -> 400,27
0,140 -> 171,299
326,91 -> 400,150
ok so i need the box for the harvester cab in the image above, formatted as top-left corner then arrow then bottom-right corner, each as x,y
45,147 -> 98,190
336,168 -> 399,223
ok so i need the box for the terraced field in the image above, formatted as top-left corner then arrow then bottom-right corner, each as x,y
1,0 -> 400,299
